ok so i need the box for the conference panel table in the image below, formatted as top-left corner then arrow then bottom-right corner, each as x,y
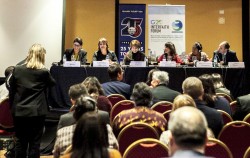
48,65 -> 246,109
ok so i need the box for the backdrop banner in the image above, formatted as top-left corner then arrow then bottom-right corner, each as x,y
118,4 -> 146,62
148,5 -> 185,57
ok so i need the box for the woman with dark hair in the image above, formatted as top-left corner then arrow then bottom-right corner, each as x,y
157,42 -> 182,63
123,39 -> 145,65
82,76 -> 112,113
199,74 -> 232,116
92,37 -> 118,64
211,73 -> 232,97
61,112 -> 121,158
63,37 -> 87,65
188,42 -> 209,66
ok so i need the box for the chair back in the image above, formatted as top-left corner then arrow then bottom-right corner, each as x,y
123,138 -> 169,158
243,113 -> 250,124
0,98 -> 14,128
244,147 -> 250,158
229,100 -> 238,114
151,101 -> 173,113
110,100 -> 135,123
205,138 -> 233,158
216,93 -> 233,103
218,121 -> 250,158
217,110 -> 233,125
117,122 -> 159,156
107,94 -> 126,107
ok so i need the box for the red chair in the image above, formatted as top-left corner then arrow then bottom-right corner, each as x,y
218,121 -> 250,158
217,110 -> 233,125
216,93 -> 233,103
0,98 -> 14,129
117,122 -> 159,156
205,138 -> 233,158
123,138 -> 169,158
110,100 -> 135,124
244,147 -> 250,158
229,100 -> 237,114
107,94 -> 126,107
243,113 -> 250,124
151,101 -> 173,113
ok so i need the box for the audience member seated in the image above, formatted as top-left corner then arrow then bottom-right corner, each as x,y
102,63 -> 131,99
212,41 -> 239,65
151,71 -> 180,104
0,66 -> 14,102
168,106 -> 209,157
211,73 -> 232,98
92,37 -> 118,64
57,83 -> 88,130
199,74 -> 232,116
61,112 -> 121,158
53,96 -> 118,158
182,77 -> 223,138
123,39 -> 145,65
145,68 -> 160,87
62,37 -> 87,65
82,76 -> 112,115
112,82 -> 167,137
233,93 -> 250,120
157,42 -> 182,63
187,42 -> 209,66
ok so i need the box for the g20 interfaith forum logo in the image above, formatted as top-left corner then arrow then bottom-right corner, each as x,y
172,20 -> 183,32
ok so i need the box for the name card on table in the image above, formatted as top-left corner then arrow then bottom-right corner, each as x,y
63,61 -> 80,67
93,61 -> 109,67
228,62 -> 245,68
159,61 -> 176,67
196,61 -> 213,67
130,61 -> 147,67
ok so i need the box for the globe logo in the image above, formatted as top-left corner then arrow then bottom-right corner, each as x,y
172,20 -> 183,31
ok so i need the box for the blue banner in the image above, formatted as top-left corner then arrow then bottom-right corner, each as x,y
118,4 -> 146,62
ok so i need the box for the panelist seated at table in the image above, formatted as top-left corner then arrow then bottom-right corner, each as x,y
123,39 -> 145,65
212,41 -> 239,65
92,37 -> 118,64
63,37 -> 87,65
187,42 -> 209,66
157,42 -> 182,63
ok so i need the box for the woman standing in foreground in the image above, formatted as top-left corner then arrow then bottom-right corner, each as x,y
9,44 -> 55,158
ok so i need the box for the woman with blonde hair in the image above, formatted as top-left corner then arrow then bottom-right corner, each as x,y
9,44 -> 55,158
172,94 -> 196,110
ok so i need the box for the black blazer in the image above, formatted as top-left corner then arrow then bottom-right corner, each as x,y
64,48 -> 87,65
213,50 -> 239,65
233,94 -> 250,120
9,65 -> 56,117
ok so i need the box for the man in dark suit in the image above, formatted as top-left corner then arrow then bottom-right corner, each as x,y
168,106 -> 209,157
102,63 -> 131,99
182,77 -> 223,138
151,71 -> 180,104
233,94 -> 250,120
57,84 -> 109,130
62,37 -> 87,65
212,41 -> 239,65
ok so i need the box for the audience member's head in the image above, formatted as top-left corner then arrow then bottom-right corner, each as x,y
73,96 -> 97,121
182,77 -> 204,100
107,63 -> 123,81
199,74 -> 216,107
4,66 -> 14,77
26,44 -> 46,69
71,112 -> 109,158
211,73 -> 225,89
168,106 -> 208,156
146,68 -> 160,86
82,76 -> 105,96
68,83 -> 88,105
131,82 -> 152,107
172,94 -> 196,111
151,71 -> 169,88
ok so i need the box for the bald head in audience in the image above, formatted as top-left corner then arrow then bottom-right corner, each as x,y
168,106 -> 208,157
